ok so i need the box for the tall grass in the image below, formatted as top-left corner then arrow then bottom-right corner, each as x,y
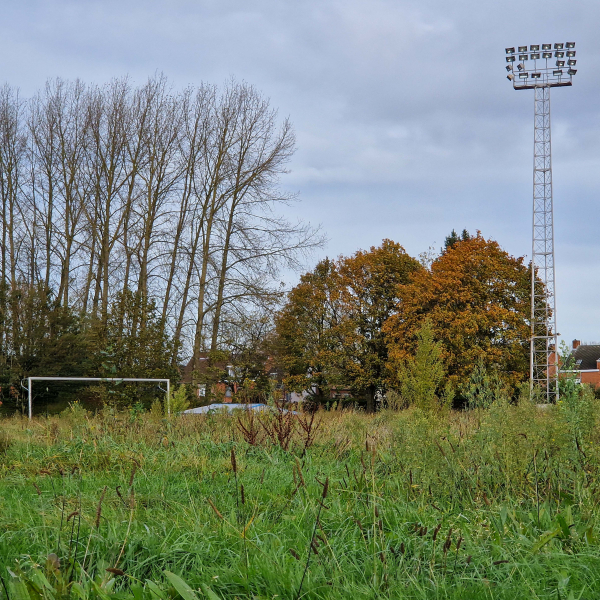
1,393 -> 600,599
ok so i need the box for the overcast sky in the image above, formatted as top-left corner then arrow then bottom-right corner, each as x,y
2,0 -> 599,344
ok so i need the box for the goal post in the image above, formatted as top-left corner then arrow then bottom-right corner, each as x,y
25,377 -> 171,420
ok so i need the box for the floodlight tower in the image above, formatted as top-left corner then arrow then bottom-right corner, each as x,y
504,42 -> 578,403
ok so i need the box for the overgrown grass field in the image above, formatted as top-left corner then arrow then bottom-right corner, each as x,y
1,394 -> 600,599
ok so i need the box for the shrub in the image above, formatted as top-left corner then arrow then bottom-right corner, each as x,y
169,384 -> 190,415
397,320 -> 446,412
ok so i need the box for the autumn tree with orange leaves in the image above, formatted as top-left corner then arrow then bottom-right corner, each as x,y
384,234 -> 531,394
275,240 -> 421,411
275,258 -> 342,403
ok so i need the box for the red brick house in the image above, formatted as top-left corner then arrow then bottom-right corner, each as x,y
180,353 -> 282,402
180,354 -> 237,401
563,340 -> 600,388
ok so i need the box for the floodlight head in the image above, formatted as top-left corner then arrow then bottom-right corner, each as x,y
566,50 -> 576,57
553,70 -> 563,76
506,56 -> 515,63
505,47 -> 515,54
507,73 -> 515,81
542,52 -> 552,59
566,42 -> 575,48
517,63 -> 525,71
530,44 -> 540,51
542,44 -> 551,50
567,59 -> 576,66
530,53 -> 540,60
519,54 -> 528,60
555,51 -> 564,58
531,73 -> 541,79
519,72 -> 529,79
505,64 -> 513,72
518,46 -> 527,52
568,68 -> 577,75
556,60 -> 565,67
554,43 -> 564,49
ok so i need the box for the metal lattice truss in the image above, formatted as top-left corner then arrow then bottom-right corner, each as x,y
505,41 -> 578,402
530,85 -> 559,402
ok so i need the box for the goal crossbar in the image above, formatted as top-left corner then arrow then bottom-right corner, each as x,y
25,377 -> 171,419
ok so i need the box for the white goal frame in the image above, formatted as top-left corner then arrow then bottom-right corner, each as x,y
25,377 -> 171,420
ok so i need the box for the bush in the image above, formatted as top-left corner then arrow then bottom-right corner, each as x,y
169,384 -> 190,415
397,320 -> 446,412
462,359 -> 506,410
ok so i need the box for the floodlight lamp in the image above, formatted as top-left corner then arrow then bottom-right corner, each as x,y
566,50 -> 576,57
506,56 -> 515,62
505,64 -> 512,72
507,73 -> 515,81
567,59 -> 576,66
542,44 -> 551,50
531,73 -> 541,79
530,53 -> 540,60
505,47 -> 515,54
519,54 -> 528,60
556,60 -> 565,67
517,63 -> 525,71
566,42 -> 575,48
555,51 -> 564,58
518,46 -> 527,52
553,70 -> 563,76
542,52 -> 552,58
554,43 -> 564,49
568,68 -> 577,75
530,44 -> 540,51
519,72 -> 529,78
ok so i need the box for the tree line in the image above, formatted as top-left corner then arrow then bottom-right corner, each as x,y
274,234 -> 532,411
0,76 -> 320,401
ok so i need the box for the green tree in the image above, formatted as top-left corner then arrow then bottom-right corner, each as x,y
397,320 -> 446,412
89,290 -> 179,406
0,284 -> 94,410
461,358 -> 505,409
443,228 -> 471,252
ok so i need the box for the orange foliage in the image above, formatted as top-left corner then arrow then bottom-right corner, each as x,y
275,240 -> 421,410
384,234 -> 530,391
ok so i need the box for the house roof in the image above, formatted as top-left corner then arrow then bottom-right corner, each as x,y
180,353 -> 229,383
179,353 -> 282,384
568,345 -> 600,370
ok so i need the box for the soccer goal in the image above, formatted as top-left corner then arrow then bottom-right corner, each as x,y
24,377 -> 171,419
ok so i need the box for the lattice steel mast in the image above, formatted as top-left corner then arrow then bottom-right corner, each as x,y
504,42 -> 578,402
531,85 -> 557,401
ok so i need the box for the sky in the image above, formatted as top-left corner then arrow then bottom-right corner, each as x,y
1,0 -> 599,344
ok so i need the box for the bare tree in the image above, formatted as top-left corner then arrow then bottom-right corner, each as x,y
84,78 -> 131,322
0,85 -> 27,352
0,76 -> 322,374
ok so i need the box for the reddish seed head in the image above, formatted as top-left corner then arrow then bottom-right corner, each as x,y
322,477 -> 329,499
230,448 -> 237,473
